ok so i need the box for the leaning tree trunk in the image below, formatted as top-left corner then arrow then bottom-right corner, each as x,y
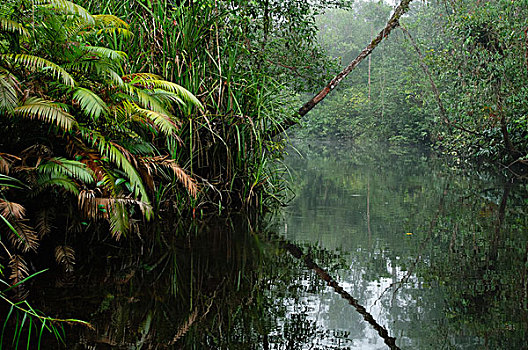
270,0 -> 414,137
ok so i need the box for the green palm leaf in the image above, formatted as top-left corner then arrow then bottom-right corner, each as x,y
14,97 -> 76,131
96,27 -> 134,39
37,157 -> 95,184
0,70 -> 19,113
139,79 -> 202,108
1,54 -> 75,86
122,84 -> 170,114
126,101 -> 179,137
0,17 -> 29,37
34,173 -> 79,196
73,87 -> 109,120
37,0 -> 95,25
108,202 -> 129,240
79,46 -> 127,63
93,14 -> 129,29
80,129 -> 152,218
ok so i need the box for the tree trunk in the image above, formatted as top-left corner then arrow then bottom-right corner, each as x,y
270,0 -> 414,137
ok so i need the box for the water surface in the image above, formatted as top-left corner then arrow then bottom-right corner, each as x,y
18,139 -> 528,349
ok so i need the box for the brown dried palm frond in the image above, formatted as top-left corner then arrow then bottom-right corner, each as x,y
0,199 -> 26,219
35,207 -> 55,237
54,245 -> 75,273
78,189 -> 106,220
19,144 -> 53,167
0,153 -> 20,175
141,156 -> 198,197
79,189 -> 151,221
111,141 -> 139,169
66,137 -> 107,180
168,308 -> 198,346
7,220 -> 39,252
9,254 -> 29,300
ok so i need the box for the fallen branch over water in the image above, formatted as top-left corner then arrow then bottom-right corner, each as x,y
271,0 -> 414,137
281,242 -> 401,350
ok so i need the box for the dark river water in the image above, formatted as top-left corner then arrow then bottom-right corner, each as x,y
12,140 -> 528,349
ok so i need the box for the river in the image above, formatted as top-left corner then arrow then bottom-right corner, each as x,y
16,139 -> 528,349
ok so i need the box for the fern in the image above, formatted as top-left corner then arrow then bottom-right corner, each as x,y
1,54 -> 75,86
37,157 -> 95,184
73,87 -> 109,120
14,97 -> 77,131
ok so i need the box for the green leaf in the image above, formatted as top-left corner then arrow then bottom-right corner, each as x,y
14,97 -> 77,131
1,54 -> 75,87
73,87 -> 109,120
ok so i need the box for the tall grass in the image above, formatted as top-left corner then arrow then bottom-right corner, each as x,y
80,0 -> 290,212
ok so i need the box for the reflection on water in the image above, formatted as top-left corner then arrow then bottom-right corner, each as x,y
8,140 -> 528,349
276,139 -> 528,349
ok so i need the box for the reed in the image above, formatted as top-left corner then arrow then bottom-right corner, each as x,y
79,0 -> 290,212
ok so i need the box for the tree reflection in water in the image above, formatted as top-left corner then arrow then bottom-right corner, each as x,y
7,140 -> 528,349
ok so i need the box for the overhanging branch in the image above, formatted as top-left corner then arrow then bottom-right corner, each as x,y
270,0 -> 414,137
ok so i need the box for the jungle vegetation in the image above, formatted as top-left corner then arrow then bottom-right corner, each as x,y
0,0 -> 527,347
299,0 -> 528,171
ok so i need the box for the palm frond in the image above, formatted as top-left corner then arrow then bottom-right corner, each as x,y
37,0 -> 95,25
79,129 -> 152,218
79,46 -> 127,62
34,173 -> 80,196
106,69 -> 124,87
0,17 -> 29,37
73,87 -> 109,120
0,154 -> 21,176
142,156 -> 198,197
35,208 -> 55,237
9,255 -> 29,292
122,73 -> 162,81
127,101 -> 179,137
139,79 -> 203,108
54,245 -> 75,273
37,157 -> 95,184
15,97 -> 76,131
0,69 -> 20,113
122,83 -> 170,114
108,202 -> 129,240
96,27 -> 134,39
8,221 -> 39,253
1,54 -> 75,86
0,199 -> 26,220
93,14 -> 129,29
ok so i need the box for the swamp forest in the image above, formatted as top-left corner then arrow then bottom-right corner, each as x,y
1,0 -> 528,349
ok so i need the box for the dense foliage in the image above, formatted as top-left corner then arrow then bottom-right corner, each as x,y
298,0 -> 528,170
0,0 -> 349,346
